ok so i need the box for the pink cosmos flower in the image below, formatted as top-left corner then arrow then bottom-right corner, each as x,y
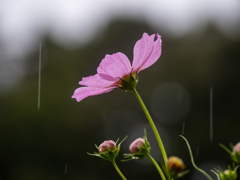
72,33 -> 162,102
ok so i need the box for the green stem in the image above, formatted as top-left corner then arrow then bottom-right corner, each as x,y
147,154 -> 166,180
211,170 -> 220,180
180,135 -> 213,180
112,160 -> 127,180
132,88 -> 168,167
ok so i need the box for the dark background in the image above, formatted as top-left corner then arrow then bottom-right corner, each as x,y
0,12 -> 240,180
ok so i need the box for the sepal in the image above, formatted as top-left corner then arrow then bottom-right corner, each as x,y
88,136 -> 127,162
123,129 -> 150,161
220,143 -> 240,164
116,70 -> 138,91
164,156 -> 189,179
212,164 -> 239,180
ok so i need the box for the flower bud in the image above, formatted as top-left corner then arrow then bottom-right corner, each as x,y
129,138 -> 145,154
219,169 -> 237,180
233,142 -> 240,155
231,142 -> 240,164
167,156 -> 185,173
99,140 -> 116,153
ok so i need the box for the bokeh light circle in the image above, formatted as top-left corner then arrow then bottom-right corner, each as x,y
151,82 -> 191,124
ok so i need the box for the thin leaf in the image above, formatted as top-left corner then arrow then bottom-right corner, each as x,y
234,165 -> 239,172
117,136 -> 128,149
175,169 -> 190,179
95,144 -> 99,150
121,158 -> 134,162
87,152 -> 100,157
211,170 -> 220,180
220,144 -> 232,154
180,135 -> 213,180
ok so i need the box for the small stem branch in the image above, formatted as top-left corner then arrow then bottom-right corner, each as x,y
132,88 -> 168,167
147,154 -> 166,180
112,160 -> 127,180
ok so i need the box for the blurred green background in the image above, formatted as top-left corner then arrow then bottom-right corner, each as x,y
0,1 -> 240,180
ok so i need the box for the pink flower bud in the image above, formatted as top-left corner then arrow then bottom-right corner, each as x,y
233,142 -> 240,154
167,156 -> 185,173
99,140 -> 116,153
129,138 -> 145,154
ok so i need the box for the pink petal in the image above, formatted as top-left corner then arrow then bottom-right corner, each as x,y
97,66 -> 118,81
114,52 -> 132,73
140,34 -> 162,71
97,53 -> 131,79
72,86 -> 115,102
132,33 -> 155,71
79,74 -> 114,88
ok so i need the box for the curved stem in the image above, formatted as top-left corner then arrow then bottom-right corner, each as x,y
131,88 -> 168,167
112,160 -> 127,180
211,170 -> 220,180
147,154 -> 166,180
180,135 -> 213,180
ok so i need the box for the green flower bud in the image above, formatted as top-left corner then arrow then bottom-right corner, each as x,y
219,169 -> 237,180
214,164 -> 239,180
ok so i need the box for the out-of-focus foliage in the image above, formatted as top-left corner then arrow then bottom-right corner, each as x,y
0,20 -> 240,180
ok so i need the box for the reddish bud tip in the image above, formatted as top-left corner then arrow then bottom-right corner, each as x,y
233,142 -> 240,154
167,156 -> 185,173
99,140 -> 116,153
129,138 -> 145,154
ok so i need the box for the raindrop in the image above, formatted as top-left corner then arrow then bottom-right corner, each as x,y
38,42 -> 41,110
182,121 -> 185,135
64,163 -> 68,174
196,146 -> 199,158
210,87 -> 213,143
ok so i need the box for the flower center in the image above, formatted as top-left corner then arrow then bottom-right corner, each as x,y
115,72 -> 138,91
